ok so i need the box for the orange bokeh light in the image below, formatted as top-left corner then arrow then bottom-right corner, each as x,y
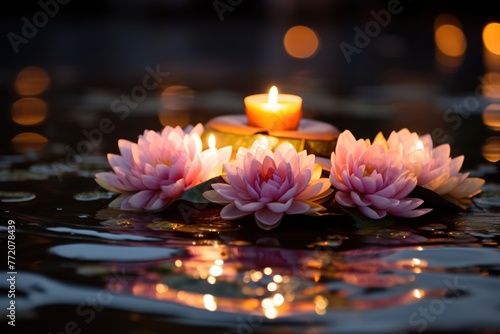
15,66 -> 50,96
483,104 -> 500,131
482,137 -> 500,162
11,97 -> 47,126
11,132 -> 48,153
434,24 -> 467,57
283,26 -> 319,59
483,23 -> 500,56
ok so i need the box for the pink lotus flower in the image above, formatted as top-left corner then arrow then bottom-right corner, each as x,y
386,128 -> 484,199
95,124 -> 231,211
203,140 -> 332,230
330,130 -> 431,219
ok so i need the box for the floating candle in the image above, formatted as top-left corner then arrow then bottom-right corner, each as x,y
244,86 -> 302,131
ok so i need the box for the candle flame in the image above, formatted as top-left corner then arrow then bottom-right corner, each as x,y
208,134 -> 216,149
268,86 -> 278,105
416,140 -> 424,151
413,289 -> 422,299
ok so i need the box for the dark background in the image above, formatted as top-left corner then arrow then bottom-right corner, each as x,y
1,0 -> 500,166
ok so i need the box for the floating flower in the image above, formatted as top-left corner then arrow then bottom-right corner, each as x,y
385,128 -> 484,199
203,140 -> 332,230
330,130 -> 431,219
95,124 -> 231,211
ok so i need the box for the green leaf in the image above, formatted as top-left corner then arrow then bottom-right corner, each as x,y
177,176 -> 226,204
410,186 -> 469,211
343,207 -> 397,229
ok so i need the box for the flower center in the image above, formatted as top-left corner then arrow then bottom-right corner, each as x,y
260,169 -> 274,182
364,164 -> 375,176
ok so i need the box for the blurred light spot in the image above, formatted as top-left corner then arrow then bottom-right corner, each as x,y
11,132 -> 48,153
209,265 -> 223,277
203,294 -> 217,311
174,260 -> 183,267
273,274 -> 283,283
413,289 -> 423,299
272,293 -> 284,306
177,291 -> 187,300
482,137 -> 500,162
314,296 -> 328,315
214,259 -> 224,265
483,104 -> 500,130
11,98 -> 47,126
159,85 -> 194,127
417,246 -> 424,251
481,72 -> 500,98
261,298 -> 273,309
155,283 -> 168,294
283,25 -> 319,59
412,258 -> 421,266
435,24 -> 466,57
207,276 -> 216,284
251,270 -> 263,282
434,15 -> 466,72
267,282 -> 277,292
15,66 -> 50,96
483,23 -> 500,55
263,267 -> 272,275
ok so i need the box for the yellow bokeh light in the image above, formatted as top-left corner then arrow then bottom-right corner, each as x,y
483,104 -> 500,130
11,132 -> 48,153
483,23 -> 500,55
283,25 -> 319,59
15,66 -> 50,96
435,24 -> 467,57
11,97 -> 47,126
158,85 -> 193,128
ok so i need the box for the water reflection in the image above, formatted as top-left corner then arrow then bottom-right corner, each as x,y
482,136 -> 500,162
11,97 -> 47,126
482,104 -> 500,130
11,132 -> 48,153
14,66 -> 50,96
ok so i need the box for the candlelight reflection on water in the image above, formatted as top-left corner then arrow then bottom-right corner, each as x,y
11,97 -> 47,126
482,104 -> 500,130
15,66 -> 50,96
11,132 -> 48,153
159,85 -> 194,127
482,136 -> 500,162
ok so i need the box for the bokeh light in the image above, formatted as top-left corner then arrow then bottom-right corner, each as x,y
15,66 -> 50,96
11,132 -> 48,153
11,97 -> 47,126
435,24 -> 467,57
158,85 -> 194,127
483,23 -> 500,56
482,137 -> 500,162
283,26 -> 319,59
483,104 -> 500,130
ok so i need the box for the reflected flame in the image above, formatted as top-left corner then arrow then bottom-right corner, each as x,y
482,136 -> 500,162
483,104 -> 500,130
159,85 -> 194,127
11,97 -> 47,126
283,25 -> 319,59
203,294 -> 217,311
481,72 -> 500,99
11,132 -> 48,153
413,289 -> 423,299
15,66 -> 50,96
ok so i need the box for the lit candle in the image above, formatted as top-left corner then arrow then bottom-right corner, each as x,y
244,86 -> 302,131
